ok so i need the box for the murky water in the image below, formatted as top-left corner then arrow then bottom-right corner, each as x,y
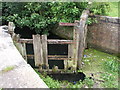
47,72 -> 86,82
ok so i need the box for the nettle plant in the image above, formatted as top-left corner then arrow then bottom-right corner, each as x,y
2,2 -> 110,34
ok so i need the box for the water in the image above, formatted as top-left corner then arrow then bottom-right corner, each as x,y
47,72 -> 86,83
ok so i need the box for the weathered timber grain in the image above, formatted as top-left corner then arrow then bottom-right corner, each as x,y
59,22 -> 75,26
47,39 -> 74,44
8,22 -> 15,36
18,39 -> 73,44
48,57 -> 74,60
18,39 -> 33,44
22,43 -> 27,61
41,35 -> 49,69
67,44 -> 73,70
72,20 -> 80,71
77,10 -> 89,69
27,55 -> 68,59
33,35 -> 43,67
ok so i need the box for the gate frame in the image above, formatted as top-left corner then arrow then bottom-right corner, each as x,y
8,10 -> 89,73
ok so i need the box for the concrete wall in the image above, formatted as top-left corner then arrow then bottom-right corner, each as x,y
0,26 -> 48,88
87,15 -> 120,55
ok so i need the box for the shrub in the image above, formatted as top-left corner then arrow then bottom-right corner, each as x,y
2,2 -> 110,34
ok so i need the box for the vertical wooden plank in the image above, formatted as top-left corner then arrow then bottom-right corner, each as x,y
41,35 -> 49,69
68,44 -> 73,59
72,20 -> 80,72
12,34 -> 27,62
84,25 -> 88,49
77,10 -> 89,69
13,34 -> 23,55
17,43 -> 27,62
22,43 -> 27,62
67,44 -> 73,70
13,34 -> 22,55
33,35 -> 43,67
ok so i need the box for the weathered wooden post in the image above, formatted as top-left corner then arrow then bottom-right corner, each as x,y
8,22 -> 15,37
14,35 -> 27,61
67,44 -> 73,71
84,25 -> 88,48
71,20 -> 80,72
41,35 -> 49,69
33,35 -> 43,70
77,10 -> 89,69
21,43 -> 27,61
8,22 -> 28,62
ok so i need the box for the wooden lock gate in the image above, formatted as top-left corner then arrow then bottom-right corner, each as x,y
8,10 -> 89,73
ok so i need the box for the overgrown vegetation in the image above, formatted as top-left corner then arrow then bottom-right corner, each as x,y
107,2 -> 118,17
2,2 -> 110,34
35,69 -> 94,88
82,49 -> 119,88
101,54 -> 119,88
35,49 -> 119,88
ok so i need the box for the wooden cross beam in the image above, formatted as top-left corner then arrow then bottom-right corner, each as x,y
59,22 -> 76,26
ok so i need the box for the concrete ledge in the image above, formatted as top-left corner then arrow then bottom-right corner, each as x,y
0,26 -> 48,88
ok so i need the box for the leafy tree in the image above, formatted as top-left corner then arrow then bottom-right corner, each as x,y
2,2 -> 110,34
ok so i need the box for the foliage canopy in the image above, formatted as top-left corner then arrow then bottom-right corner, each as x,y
2,2 -> 110,34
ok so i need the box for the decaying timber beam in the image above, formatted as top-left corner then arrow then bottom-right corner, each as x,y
59,22 -> 75,26
18,39 -> 74,44
33,35 -> 43,68
48,58 -> 74,60
8,22 -> 15,36
48,55 -> 68,58
77,10 -> 90,69
72,20 -> 80,72
41,35 -> 49,69
47,39 -> 74,44
27,55 -> 72,60
18,39 -> 33,44
8,22 -> 28,62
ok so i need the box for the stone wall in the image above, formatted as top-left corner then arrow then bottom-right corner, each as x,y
87,15 -> 120,55
51,15 -> 120,55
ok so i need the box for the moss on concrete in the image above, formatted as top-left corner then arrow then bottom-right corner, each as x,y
1,66 -> 14,73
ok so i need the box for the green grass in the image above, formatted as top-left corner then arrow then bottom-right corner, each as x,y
100,72 -> 118,88
35,48 -> 119,88
82,48 -> 119,88
35,69 -> 94,88
82,48 -> 119,74
107,2 -> 119,17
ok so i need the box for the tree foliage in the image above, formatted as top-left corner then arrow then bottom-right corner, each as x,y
2,2 -> 110,34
